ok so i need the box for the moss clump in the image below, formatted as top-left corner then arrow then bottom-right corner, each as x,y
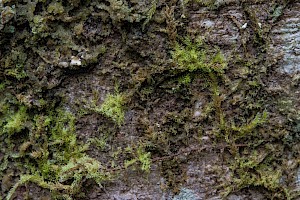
0,93 -> 110,199
185,0 -> 228,10
172,37 -> 228,133
47,2 -> 64,15
172,37 -> 227,73
95,0 -> 145,25
97,92 -> 125,126
231,111 -> 268,139
224,149 -> 286,198
124,145 -> 151,172
0,93 -> 28,137
2,106 -> 28,135
137,147 -> 151,172
0,4 -> 15,31
142,0 -> 158,31
3,47 -> 28,80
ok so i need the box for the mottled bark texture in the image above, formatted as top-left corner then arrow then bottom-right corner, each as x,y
0,0 -> 300,199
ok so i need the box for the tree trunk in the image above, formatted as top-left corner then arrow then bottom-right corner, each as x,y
0,0 -> 299,199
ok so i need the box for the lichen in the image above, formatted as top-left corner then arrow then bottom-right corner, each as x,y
173,188 -> 198,200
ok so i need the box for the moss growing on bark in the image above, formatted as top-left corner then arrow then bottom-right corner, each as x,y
97,92 -> 126,126
0,92 -> 111,199
172,37 -> 227,73
0,0 -> 298,199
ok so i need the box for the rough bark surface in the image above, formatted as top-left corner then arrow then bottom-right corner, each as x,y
0,0 -> 300,200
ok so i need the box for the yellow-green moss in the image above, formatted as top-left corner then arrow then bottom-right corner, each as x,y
171,37 -> 286,198
98,92 -> 125,126
172,37 -> 227,73
224,153 -> 284,198
0,94 -> 111,199
2,106 -> 27,135
231,111 -> 268,138
124,145 -> 151,172
47,2 -> 64,15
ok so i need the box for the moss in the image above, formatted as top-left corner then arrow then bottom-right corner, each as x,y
4,65 -> 27,80
164,5 -> 177,45
171,36 -> 287,198
0,92 -> 111,199
225,155 -> 284,198
171,37 -> 229,136
186,0 -> 225,10
0,5 -> 15,30
164,74 -> 193,94
124,145 -> 151,172
31,15 -> 48,35
58,156 -> 108,189
87,135 -> 109,151
97,92 -> 125,126
231,111 -> 268,138
47,2 -> 64,15
178,74 -> 192,86
0,0 -> 296,199
172,37 -> 227,73
270,5 -> 284,22
124,158 -> 138,169
142,0 -> 158,31
2,106 -> 28,135
3,47 -> 28,80
137,146 -> 151,172
0,82 -> 5,91
95,0 -> 143,25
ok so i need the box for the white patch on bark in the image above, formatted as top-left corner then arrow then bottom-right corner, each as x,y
270,3 -> 300,74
